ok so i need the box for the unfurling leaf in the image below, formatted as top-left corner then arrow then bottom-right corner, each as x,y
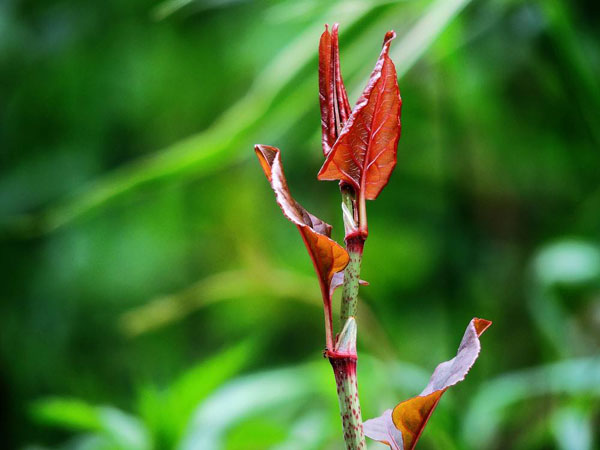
364,318 -> 492,450
319,23 -> 352,156
318,30 -> 402,201
254,144 -> 349,349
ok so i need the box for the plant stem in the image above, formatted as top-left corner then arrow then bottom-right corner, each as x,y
340,236 -> 364,322
330,189 -> 366,450
330,355 -> 365,449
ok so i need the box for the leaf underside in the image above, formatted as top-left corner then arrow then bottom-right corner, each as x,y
364,318 -> 492,450
318,31 -> 402,200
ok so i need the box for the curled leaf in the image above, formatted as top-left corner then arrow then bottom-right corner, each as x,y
364,318 -> 492,450
318,30 -> 402,201
319,23 -> 352,156
255,145 -> 349,349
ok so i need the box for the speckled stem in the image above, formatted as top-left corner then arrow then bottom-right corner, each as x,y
332,189 -> 367,450
333,241 -> 366,449
340,236 -> 364,322
330,356 -> 366,450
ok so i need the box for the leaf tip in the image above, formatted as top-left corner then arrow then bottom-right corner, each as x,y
384,30 -> 396,46
254,144 -> 278,180
473,318 -> 492,336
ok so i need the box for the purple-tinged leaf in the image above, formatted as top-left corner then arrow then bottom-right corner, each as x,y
364,318 -> 492,450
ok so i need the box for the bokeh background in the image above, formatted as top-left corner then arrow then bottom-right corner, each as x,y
1,0 -> 599,448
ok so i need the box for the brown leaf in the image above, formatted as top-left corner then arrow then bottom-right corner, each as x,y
255,144 -> 349,349
318,30 -> 402,201
319,23 -> 352,156
364,318 -> 492,450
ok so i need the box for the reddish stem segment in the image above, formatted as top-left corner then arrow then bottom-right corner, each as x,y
319,282 -> 335,352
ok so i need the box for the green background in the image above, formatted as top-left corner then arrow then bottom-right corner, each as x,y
1,0 -> 599,448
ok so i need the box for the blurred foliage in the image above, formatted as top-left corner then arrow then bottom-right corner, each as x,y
1,0 -> 599,449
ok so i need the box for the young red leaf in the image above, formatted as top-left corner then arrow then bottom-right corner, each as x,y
318,30 -> 402,201
254,144 -> 349,350
364,318 -> 492,450
319,23 -> 352,156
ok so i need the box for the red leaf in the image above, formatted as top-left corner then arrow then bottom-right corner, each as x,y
364,318 -> 492,450
255,144 -> 349,349
319,23 -> 352,156
318,31 -> 402,201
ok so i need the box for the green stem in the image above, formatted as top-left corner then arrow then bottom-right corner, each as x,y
341,184 -> 355,219
330,355 -> 366,449
330,188 -> 366,450
340,237 -> 364,322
